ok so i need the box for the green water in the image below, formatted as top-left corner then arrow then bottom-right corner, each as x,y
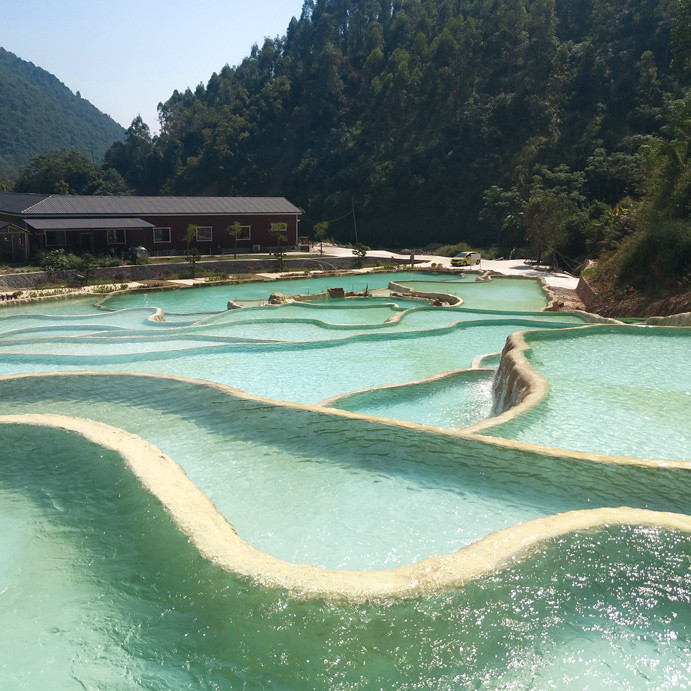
101,271 -> 430,312
395,276 -> 549,310
2,425 -> 689,688
0,320 -> 571,405
330,369 -> 497,427
3,373 -> 687,573
1,273 -> 690,686
485,326 -> 691,460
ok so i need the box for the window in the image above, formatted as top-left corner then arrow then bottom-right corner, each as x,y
153,227 -> 171,243
237,225 -> 251,240
196,226 -> 212,242
45,230 -> 66,247
107,228 -> 126,244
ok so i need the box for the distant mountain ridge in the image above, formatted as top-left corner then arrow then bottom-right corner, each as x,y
0,47 -> 124,178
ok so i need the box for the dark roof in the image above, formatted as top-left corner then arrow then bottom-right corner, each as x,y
27,218 -> 154,230
0,193 -> 51,214
0,194 -> 301,216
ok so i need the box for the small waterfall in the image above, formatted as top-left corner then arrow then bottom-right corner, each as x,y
490,335 -> 537,417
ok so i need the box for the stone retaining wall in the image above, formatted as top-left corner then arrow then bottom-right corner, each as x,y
0,256 -> 413,290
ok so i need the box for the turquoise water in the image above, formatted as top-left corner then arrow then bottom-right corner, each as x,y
6,373 -> 686,572
329,369 -> 497,427
484,326 -> 691,461
0,320 -> 571,404
2,425 -> 690,687
395,276 -> 549,311
102,271 -> 431,311
1,272 -> 690,686
0,376 -> 691,570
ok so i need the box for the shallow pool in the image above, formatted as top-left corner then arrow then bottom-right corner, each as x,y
395,276 -> 549,311
2,424 -> 690,687
483,326 -> 691,460
0,319 -> 571,404
327,369 -> 497,427
6,373 -> 687,571
102,270 -> 431,311
1,271 -> 689,687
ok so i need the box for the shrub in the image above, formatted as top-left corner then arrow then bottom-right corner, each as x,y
39,249 -> 72,273
92,284 -> 119,294
98,256 -> 124,268
203,271 -> 229,282
618,217 -> 691,292
436,242 -> 474,257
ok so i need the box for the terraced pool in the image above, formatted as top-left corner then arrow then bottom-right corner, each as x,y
1,270 -> 689,688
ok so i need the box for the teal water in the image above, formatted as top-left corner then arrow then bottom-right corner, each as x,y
485,326 -> 691,460
395,276 -> 549,311
329,369 -> 497,427
1,273 -> 690,687
101,270 -> 431,312
2,425 -> 689,687
0,320 -> 571,404
5,373 -> 687,572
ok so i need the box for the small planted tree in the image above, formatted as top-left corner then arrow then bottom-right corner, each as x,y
185,224 -> 198,255
270,222 -> 288,272
80,252 -> 96,285
186,247 -> 200,277
352,242 -> 368,269
227,221 -> 243,259
313,221 -> 328,256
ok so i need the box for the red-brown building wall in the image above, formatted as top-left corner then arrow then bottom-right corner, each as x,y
138,213 -> 299,253
31,213 -> 299,256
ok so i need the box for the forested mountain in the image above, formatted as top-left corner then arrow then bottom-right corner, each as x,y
0,47 -> 124,178
17,0 -> 690,292
103,0 -> 689,263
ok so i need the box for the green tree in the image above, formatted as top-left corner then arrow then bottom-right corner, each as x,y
227,221 -> 244,259
55,179 -> 69,195
14,150 -> 127,195
523,190 -> 578,267
185,224 -> 198,254
84,0 -> 690,274
313,221 -> 328,256
186,247 -> 200,277
671,0 -> 691,77
270,222 -> 288,271
103,115 -> 156,192
352,242 -> 368,268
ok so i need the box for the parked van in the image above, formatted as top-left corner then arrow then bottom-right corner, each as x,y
451,251 -> 481,267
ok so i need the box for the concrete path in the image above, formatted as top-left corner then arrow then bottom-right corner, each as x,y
315,245 -> 579,289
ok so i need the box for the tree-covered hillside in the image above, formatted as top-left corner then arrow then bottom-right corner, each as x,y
102,0 -> 687,257
13,0 -> 689,294
0,47 -> 124,178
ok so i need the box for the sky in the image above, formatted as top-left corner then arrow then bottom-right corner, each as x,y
2,0 -> 306,133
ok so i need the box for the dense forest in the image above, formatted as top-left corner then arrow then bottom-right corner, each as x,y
0,47 -> 124,178
10,0 -> 691,293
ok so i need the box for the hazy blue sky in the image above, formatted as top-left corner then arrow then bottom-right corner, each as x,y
3,0 -> 305,132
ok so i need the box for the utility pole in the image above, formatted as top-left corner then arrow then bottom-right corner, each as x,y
351,198 -> 358,245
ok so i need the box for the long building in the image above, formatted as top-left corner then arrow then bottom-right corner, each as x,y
0,193 -> 302,261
